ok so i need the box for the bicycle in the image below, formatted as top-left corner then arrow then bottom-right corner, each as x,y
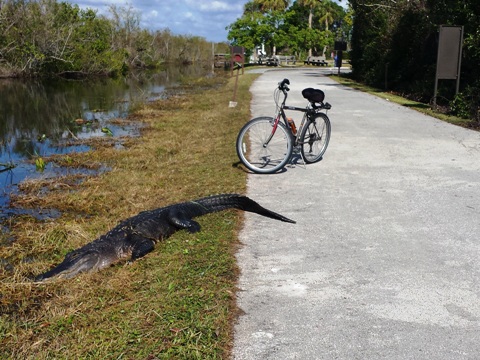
236,78 -> 332,174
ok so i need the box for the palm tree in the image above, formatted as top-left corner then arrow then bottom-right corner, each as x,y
319,0 -> 335,31
254,0 -> 290,12
298,0 -> 322,57
244,1 -> 261,14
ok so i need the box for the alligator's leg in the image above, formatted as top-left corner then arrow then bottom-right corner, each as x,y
130,234 -> 156,261
168,210 -> 202,233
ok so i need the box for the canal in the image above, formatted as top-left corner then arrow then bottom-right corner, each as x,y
0,65 -> 212,220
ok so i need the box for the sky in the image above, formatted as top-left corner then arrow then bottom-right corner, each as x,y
66,0 -> 346,43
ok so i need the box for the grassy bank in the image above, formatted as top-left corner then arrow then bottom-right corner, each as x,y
0,73 -> 257,359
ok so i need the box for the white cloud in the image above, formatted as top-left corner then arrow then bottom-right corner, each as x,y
197,1 -> 234,12
184,11 -> 194,19
65,0 -> 349,42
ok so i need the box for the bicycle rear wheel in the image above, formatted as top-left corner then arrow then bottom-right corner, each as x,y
300,113 -> 331,163
236,116 -> 293,174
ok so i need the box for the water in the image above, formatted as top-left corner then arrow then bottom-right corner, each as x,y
0,65 -> 212,218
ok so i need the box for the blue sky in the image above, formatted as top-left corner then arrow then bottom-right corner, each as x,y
67,1 -> 347,43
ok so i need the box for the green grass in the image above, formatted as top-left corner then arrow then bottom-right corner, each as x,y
330,75 -> 476,129
0,73 -> 257,359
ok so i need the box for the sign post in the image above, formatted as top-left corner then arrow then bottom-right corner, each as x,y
229,46 -> 244,108
334,41 -> 347,76
433,25 -> 463,106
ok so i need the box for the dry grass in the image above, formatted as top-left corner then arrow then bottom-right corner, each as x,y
0,72 -> 258,359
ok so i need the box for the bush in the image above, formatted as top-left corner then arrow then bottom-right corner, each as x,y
349,0 -> 480,122
451,85 -> 480,124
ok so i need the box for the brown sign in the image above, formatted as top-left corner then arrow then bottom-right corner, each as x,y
433,25 -> 463,105
436,26 -> 463,80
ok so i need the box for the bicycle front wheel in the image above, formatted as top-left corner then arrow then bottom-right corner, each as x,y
236,116 -> 293,174
300,113 -> 331,164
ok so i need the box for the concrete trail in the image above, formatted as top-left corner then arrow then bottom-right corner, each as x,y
233,68 -> 480,360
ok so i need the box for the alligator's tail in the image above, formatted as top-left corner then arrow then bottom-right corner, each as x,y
194,194 -> 296,223
34,248 -> 107,282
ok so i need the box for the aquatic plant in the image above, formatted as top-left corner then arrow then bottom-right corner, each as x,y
35,157 -> 46,172
101,127 -> 113,136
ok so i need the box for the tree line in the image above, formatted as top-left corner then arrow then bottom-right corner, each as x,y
227,0 -> 349,60
350,0 -> 479,123
228,0 -> 479,123
0,0 -> 229,78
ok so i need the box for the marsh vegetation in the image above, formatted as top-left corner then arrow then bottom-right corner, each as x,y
0,73 -> 256,359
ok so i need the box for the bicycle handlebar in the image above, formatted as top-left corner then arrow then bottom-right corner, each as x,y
277,78 -> 332,110
278,78 -> 290,92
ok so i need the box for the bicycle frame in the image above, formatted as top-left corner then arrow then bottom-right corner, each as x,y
268,87 -> 326,147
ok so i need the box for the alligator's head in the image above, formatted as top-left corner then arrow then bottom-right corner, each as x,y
34,249 -> 112,282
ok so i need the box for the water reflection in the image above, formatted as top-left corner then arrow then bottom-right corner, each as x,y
0,64 -> 212,214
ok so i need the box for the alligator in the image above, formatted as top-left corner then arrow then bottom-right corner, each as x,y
34,194 -> 295,281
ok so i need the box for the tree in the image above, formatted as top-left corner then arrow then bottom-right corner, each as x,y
243,0 -> 262,14
318,0 -> 336,31
227,0 -> 347,60
254,0 -> 290,12
251,0 -> 291,55
298,0 -> 322,56
227,3 -> 288,56
0,0 -> 223,78
349,0 -> 480,124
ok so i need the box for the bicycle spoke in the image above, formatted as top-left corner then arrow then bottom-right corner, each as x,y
300,115 -> 331,164
236,117 -> 293,173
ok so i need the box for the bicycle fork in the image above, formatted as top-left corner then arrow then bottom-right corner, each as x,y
263,116 -> 281,147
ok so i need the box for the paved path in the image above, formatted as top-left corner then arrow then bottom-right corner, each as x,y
233,68 -> 480,359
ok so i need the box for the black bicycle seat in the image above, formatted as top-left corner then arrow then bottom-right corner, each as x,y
302,88 -> 325,103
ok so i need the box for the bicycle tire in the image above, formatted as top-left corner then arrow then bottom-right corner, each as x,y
299,113 -> 331,164
236,116 -> 293,174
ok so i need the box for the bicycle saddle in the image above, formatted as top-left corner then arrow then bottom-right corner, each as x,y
302,88 -> 325,103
